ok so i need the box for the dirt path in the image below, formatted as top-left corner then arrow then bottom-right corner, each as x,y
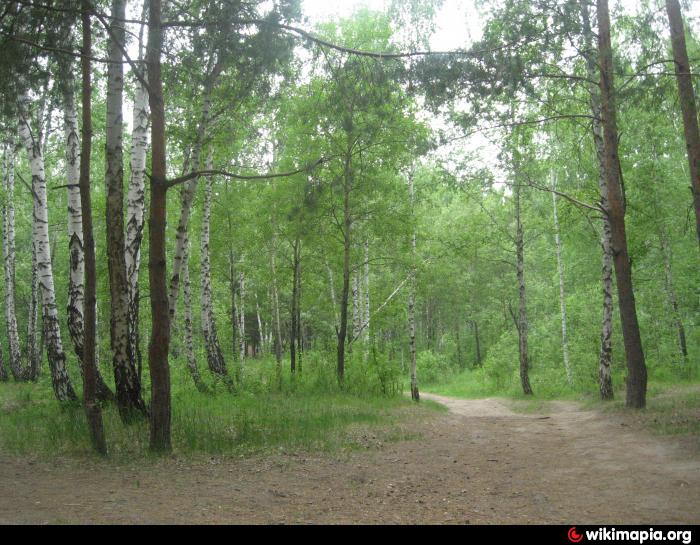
1,394 -> 699,524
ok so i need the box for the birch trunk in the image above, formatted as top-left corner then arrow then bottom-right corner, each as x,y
582,3 -> 614,401
125,0 -> 150,381
551,172 -> 573,386
18,95 -> 76,401
351,274 -> 360,342
2,137 -> 23,380
60,57 -> 114,401
200,156 -> 231,388
27,240 -> 40,381
408,174 -> 419,401
167,66 -> 221,320
183,238 -> 207,392
362,238 -> 370,361
106,0 -> 147,421
255,295 -> 263,356
514,179 -> 533,396
238,271 -> 246,362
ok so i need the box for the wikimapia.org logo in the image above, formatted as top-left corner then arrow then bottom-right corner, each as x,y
567,527 -> 693,544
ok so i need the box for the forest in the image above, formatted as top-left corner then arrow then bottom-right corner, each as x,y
0,0 -> 698,526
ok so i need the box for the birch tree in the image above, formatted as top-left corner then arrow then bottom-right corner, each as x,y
200,154 -> 232,389
551,172 -> 572,386
125,0 -> 150,381
105,0 -> 147,421
2,137 -> 23,381
18,94 -> 76,401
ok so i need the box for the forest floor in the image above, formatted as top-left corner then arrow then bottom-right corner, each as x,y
1,390 -> 699,524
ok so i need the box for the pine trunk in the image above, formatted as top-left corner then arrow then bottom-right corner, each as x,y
271,248 -> 283,366
147,0 -> 172,452
79,2 -> 107,454
665,0 -> 700,248
660,233 -> 689,364
514,180 -> 533,396
598,0 -> 647,409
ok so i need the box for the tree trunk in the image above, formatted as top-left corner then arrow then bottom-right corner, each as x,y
598,0 -> 647,408
106,0 -> 147,421
147,0 -> 172,453
60,52 -> 114,401
408,174 -> 419,401
514,179 -> 533,396
255,294 -> 264,357
167,67 -> 220,321
126,0 -> 150,384
336,158 -> 352,382
666,0 -> 700,248
271,247 -> 283,366
182,238 -> 207,392
362,238 -> 370,361
326,258 -> 339,331
26,240 -> 40,381
290,237 -> 300,373
581,2 -> 614,401
79,2 -> 107,454
551,172 -> 573,386
2,137 -> 23,381
473,320 -> 482,368
660,232 -> 689,364
237,271 -> 246,363
200,156 -> 231,389
18,95 -> 76,402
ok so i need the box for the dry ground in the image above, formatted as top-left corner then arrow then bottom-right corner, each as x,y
1,392 -> 699,524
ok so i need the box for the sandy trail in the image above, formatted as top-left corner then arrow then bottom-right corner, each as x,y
1,393 -> 698,524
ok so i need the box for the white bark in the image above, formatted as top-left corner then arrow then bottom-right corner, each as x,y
183,238 -> 207,391
551,172 -> 573,386
255,294 -> 264,356
363,238 -> 370,344
237,271 -> 246,361
18,95 -> 76,400
408,173 -> 418,401
106,0 -> 145,419
125,9 -> 150,373
168,74 -> 217,320
2,137 -> 22,380
200,152 -> 228,379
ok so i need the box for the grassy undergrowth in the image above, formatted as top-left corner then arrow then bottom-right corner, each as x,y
0,353 -> 440,461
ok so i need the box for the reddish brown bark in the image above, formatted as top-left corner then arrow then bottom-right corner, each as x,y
597,0 -> 647,408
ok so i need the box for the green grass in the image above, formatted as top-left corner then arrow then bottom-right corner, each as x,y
0,355 -> 440,461
583,384 -> 700,437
